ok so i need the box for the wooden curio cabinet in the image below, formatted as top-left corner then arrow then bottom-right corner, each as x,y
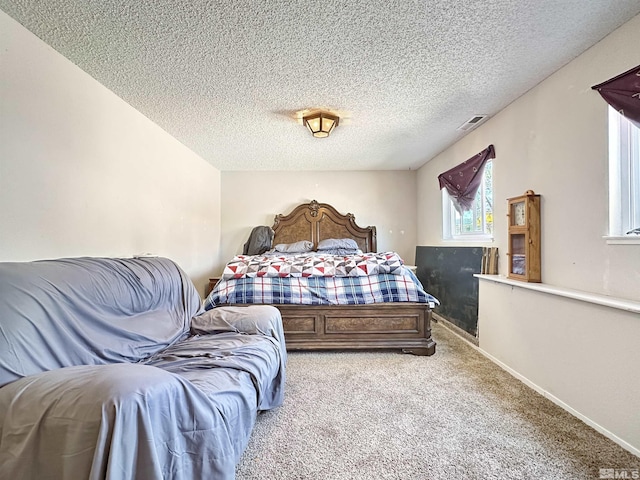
507,190 -> 541,282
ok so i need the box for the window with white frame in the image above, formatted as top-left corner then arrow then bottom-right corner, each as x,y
442,160 -> 493,240
608,107 -> 640,237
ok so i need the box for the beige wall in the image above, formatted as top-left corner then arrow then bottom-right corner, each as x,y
0,11 -> 221,296
479,280 -> 640,455
417,14 -> 640,453
418,14 -> 640,300
219,170 -> 417,274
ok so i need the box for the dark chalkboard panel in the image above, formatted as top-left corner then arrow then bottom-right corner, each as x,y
415,246 -> 483,336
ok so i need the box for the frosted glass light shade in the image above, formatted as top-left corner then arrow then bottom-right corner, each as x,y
303,112 -> 339,138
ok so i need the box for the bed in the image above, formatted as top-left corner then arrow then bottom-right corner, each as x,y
205,200 -> 437,356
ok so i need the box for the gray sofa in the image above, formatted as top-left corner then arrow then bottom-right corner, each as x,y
0,257 -> 286,480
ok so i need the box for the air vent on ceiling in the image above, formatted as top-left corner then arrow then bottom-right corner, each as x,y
457,115 -> 488,131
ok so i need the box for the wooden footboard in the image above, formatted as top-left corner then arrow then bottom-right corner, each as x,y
274,303 -> 436,356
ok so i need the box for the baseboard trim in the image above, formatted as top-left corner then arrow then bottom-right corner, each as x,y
432,312 -> 479,346
434,318 -> 640,457
478,348 -> 640,458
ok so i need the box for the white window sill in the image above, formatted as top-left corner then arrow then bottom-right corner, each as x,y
442,236 -> 494,243
603,236 -> 640,245
475,274 -> 640,314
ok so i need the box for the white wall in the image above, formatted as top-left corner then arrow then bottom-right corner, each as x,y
0,11 -> 221,296
220,170 -> 417,274
417,13 -> 640,454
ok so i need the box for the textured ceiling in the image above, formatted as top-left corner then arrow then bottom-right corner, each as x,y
2,1 -> 639,171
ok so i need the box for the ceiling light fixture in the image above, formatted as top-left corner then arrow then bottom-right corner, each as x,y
303,111 -> 339,138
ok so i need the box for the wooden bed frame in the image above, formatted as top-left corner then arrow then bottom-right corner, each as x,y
269,200 -> 436,356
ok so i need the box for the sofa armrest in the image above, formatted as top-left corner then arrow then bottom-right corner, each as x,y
191,306 -> 285,344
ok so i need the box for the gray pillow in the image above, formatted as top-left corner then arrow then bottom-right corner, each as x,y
314,248 -> 362,256
273,240 -> 314,253
317,238 -> 359,250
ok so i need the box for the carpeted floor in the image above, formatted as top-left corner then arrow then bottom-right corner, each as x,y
236,322 -> 639,479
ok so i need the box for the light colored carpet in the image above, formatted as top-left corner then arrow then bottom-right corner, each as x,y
236,322 -> 639,479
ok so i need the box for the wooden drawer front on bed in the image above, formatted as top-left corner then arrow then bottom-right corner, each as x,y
282,314 -> 319,335
325,315 -> 420,335
275,303 -> 435,356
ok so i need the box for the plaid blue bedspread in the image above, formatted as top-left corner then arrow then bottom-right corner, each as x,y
204,269 -> 439,309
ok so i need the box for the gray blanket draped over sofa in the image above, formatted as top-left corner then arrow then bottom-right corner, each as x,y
0,257 -> 286,480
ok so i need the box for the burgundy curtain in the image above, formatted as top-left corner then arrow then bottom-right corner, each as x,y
438,144 -> 495,214
592,64 -> 640,128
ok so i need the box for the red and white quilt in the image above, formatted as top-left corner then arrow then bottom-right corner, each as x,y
222,252 -> 405,279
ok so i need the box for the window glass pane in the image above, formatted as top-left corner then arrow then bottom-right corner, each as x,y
485,208 -> 493,234
609,108 -> 640,235
474,188 -> 482,232
442,160 -> 493,239
484,161 -> 493,234
462,209 -> 473,233
631,122 -> 640,230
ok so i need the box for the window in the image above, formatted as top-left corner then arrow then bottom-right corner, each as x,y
442,160 -> 493,240
608,107 -> 640,237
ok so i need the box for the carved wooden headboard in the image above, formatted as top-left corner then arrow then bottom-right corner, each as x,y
271,200 -> 377,253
